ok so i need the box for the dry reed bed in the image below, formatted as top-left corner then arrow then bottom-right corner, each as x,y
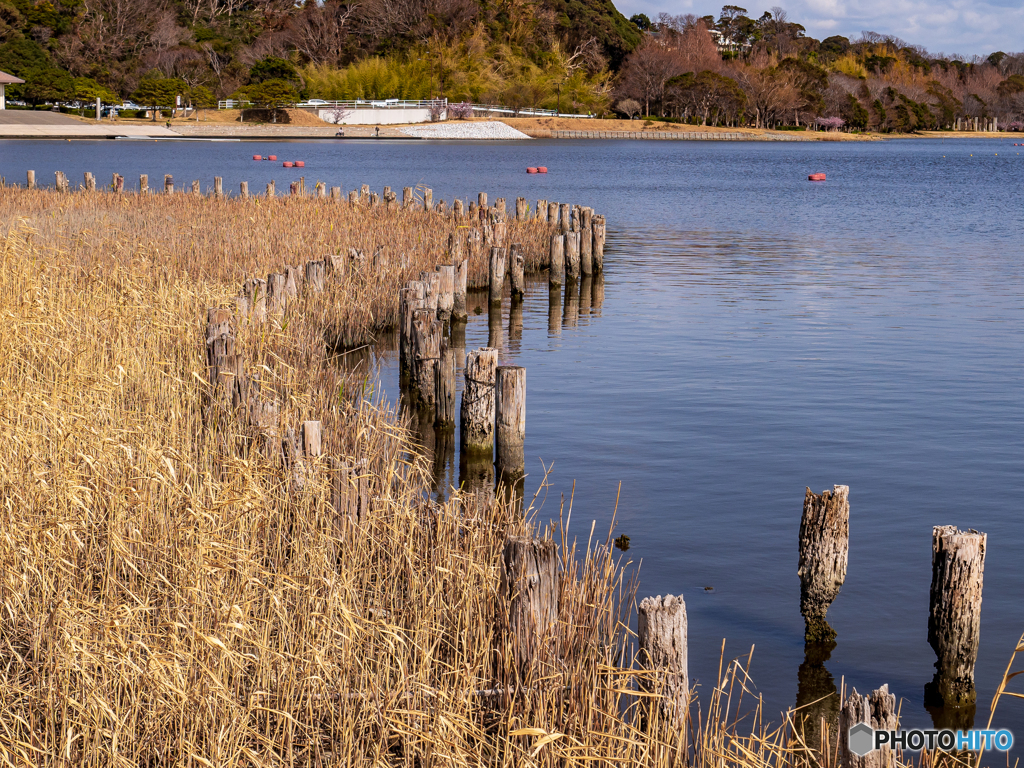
1,189 -> 1016,767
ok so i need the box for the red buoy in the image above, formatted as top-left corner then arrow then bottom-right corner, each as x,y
808,172 -> 826,181
527,167 -> 538,173
253,155 -> 262,160
283,161 -> 293,168
268,155 -> 277,161
295,161 -> 305,168
537,166 -> 548,173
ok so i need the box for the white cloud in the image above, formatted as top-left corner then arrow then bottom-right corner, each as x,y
614,0 -> 1024,55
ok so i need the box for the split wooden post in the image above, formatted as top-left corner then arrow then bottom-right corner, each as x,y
284,266 -> 302,298
434,339 -> 456,430
436,264 -> 455,323
139,174 -> 148,193
839,685 -> 898,768
488,247 -> 507,305
192,179 -> 201,194
369,192 -> 379,206
400,283 -> 426,384
316,182 -> 326,198
330,186 -> 341,200
301,421 -> 322,460
419,270 -> 440,314
461,348 -> 498,456
536,199 -> 548,223
509,243 -> 525,300
559,203 -> 571,232
55,171 -> 69,193
638,594 -> 689,734
581,208 -> 594,275
84,172 -> 95,191
495,198 -> 506,220
164,174 -> 173,193
453,199 -> 464,219
798,485 -> 850,644
403,187 -> 413,208
348,190 -> 358,205
113,174 -> 124,193
495,366 -> 526,480
593,215 -> 606,272
500,536 -> 559,677
411,308 -> 442,407
515,197 -> 527,221
266,180 -> 275,197
547,201 -> 559,226
423,188 -> 433,211
927,525 -> 986,708
469,201 -> 478,220
360,183 -> 370,202
478,191 -> 487,208
549,233 -> 565,287
452,259 -> 468,322
267,272 -> 288,316
243,277 -> 268,323
565,231 -> 581,280
214,176 -> 223,198
239,181 -> 248,198
27,170 -> 35,189
570,205 -> 580,232
304,260 -> 326,293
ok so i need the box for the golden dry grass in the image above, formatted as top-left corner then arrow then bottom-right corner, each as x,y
0,186 -> 1017,766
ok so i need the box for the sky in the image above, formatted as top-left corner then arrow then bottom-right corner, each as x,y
613,0 -> 1024,58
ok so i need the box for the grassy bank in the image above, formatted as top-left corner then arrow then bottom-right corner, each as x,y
0,188 -> 1018,766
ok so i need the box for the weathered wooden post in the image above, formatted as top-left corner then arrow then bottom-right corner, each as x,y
436,264 -> 455,323
289,181 -> 299,196
926,525 -> 986,708
638,594 -> 689,735
495,198 -> 506,220
243,277 -> 268,323
478,191 -> 487,208
798,485 -> 849,644
113,174 -> 124,194
332,458 -> 369,525
419,270 -> 440,314
593,215 -> 606,272
839,685 -> 898,768
423,188 -> 433,211
348,190 -> 358,205
453,198 -> 464,219
570,205 -> 580,232
468,201 -> 478,220
453,259 -> 468,322
501,536 -> 559,677
461,348 -> 498,456
435,339 -> 456,430
164,174 -> 173,193
55,171 -> 69,193
581,208 -> 593,275
489,246 -> 507,305
565,231 -> 581,280
316,182 -> 326,198
27,170 -> 35,189
214,176 -> 223,198
139,174 -> 148,194
304,260 -> 326,293
536,199 -> 548,223
301,420 -> 322,460
360,183 -> 369,203
403,187 -> 413,208
400,283 -> 426,384
495,366 -> 526,480
192,179 -> 201,194
370,192 -> 379,206
330,186 -> 341,200
559,203 -> 571,232
549,233 -> 565,287
509,243 -> 525,300
284,265 -> 302,298
411,308 -> 442,407
84,172 -> 95,191
240,181 -> 249,198
267,272 -> 288,316
266,180 -> 275,197
547,201 -> 559,226
515,197 -> 527,221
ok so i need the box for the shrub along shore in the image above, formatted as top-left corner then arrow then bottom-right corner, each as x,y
0,184 -> 1017,766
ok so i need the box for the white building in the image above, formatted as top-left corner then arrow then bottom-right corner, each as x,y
0,70 -> 25,109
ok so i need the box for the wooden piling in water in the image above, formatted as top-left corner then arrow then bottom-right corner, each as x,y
478,192 -> 487,208
593,215 -> 606,272
27,170 -> 35,189
488,247 -> 507,305
55,171 -> 69,193
400,283 -> 426,384
403,187 -> 413,208
927,525 -> 986,708
547,201 -> 559,226
436,264 -> 455,323
266,180 -> 275,197
330,186 -> 340,200
453,259 -> 468,322
240,181 -> 248,198
348,190 -> 358,205
536,199 -> 548,223
515,197 -> 527,222
267,272 -> 288,316
419,270 -> 440,314
453,199 -> 464,219
164,174 -> 173,194
84,172 -> 95,191
638,594 -> 689,734
359,184 -> 369,203
549,233 -> 565,287
559,203 -> 571,232
370,192 -> 379,206
316,182 -> 325,198
435,339 -> 456,430
581,208 -> 593,275
192,179 -> 201,195
509,244 -> 525,300
798,485 -> 849,644
243,277 -> 268,323
139,174 -> 148,194
461,348 -> 498,456
839,685 -> 898,768
423,188 -> 433,211
495,366 -> 526,480
495,198 -> 506,220
570,205 -> 580,232
411,308 -> 442,407
304,260 -> 326,293
214,177 -> 223,198
565,231 -> 580,280
501,536 -> 559,676
113,174 -> 124,194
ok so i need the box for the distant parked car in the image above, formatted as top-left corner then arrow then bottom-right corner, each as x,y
118,102 -> 142,111
303,99 -> 329,106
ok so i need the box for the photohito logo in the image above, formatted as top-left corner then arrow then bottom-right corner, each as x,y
848,725 -> 1014,755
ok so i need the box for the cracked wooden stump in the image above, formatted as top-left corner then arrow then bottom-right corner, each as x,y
798,484 -> 849,644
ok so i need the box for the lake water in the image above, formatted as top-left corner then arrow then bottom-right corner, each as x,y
3,136 -> 1023,735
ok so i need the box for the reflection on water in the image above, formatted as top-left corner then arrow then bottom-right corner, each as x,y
794,642 -> 839,760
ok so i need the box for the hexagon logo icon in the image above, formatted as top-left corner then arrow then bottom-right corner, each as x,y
848,723 -> 875,757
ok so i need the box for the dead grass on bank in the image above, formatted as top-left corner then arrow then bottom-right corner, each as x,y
1,187 -> 1019,766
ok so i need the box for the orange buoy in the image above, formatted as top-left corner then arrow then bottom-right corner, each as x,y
253,155 -> 262,160
295,161 -> 305,167
527,167 -> 538,173
268,155 -> 277,161
283,161 -> 293,168
537,166 -> 548,173
808,172 -> 826,181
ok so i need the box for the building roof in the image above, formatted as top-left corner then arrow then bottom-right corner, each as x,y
0,70 -> 25,84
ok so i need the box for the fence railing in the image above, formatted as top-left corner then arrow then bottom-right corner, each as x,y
217,98 -> 448,110
469,104 -> 594,118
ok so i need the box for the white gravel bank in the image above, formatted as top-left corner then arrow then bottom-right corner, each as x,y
398,121 -> 532,140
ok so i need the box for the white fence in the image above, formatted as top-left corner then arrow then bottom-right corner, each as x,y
216,97 -> 594,120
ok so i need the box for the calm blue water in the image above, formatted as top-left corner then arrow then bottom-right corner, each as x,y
3,136 -> 1023,735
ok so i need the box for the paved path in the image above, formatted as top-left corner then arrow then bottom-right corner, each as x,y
546,129 -> 812,141
0,112 -> 179,138
170,124 -> 407,139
